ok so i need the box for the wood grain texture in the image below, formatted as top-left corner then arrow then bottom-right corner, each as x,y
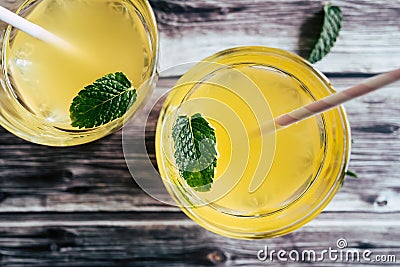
0,0 -> 399,266
149,0 -> 400,74
0,212 -> 399,266
0,0 -> 399,74
0,77 -> 399,213
0,76 -> 399,266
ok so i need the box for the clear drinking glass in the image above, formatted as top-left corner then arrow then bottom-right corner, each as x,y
156,46 -> 351,239
0,0 -> 159,146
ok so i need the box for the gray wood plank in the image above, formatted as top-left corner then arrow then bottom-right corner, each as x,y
0,212 -> 398,266
0,0 -> 399,73
0,0 -> 398,266
149,0 -> 400,74
0,77 -> 399,213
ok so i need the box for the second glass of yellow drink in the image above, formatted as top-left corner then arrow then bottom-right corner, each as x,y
156,46 -> 350,239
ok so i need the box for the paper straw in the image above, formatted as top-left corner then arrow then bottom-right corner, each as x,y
276,68 -> 400,128
250,68 -> 400,193
0,5 -> 73,50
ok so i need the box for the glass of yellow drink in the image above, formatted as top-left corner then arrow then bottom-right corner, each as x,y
0,0 -> 158,146
156,46 -> 351,239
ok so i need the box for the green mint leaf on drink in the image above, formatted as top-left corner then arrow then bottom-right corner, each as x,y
308,3 -> 342,63
69,72 -> 136,128
172,113 -> 218,192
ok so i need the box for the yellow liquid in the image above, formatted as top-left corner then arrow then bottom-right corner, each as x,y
161,64 -> 324,213
156,47 -> 349,239
7,0 -> 154,129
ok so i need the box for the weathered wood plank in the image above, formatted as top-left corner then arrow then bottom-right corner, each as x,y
327,76 -> 400,213
0,77 -> 399,213
0,0 -> 400,266
0,1 -> 397,266
149,0 -> 400,74
0,212 -> 398,266
0,0 -> 399,73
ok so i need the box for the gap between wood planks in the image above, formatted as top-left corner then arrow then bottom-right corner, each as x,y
0,212 -> 399,227
1,219 -> 400,227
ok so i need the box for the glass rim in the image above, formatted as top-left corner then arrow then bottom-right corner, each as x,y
156,46 -> 351,239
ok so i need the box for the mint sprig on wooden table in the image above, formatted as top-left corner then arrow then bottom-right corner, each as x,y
172,113 -> 218,192
69,72 -> 137,128
308,3 -> 342,63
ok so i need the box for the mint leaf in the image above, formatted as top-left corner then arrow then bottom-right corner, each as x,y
69,72 -> 136,128
172,113 -> 218,192
308,3 -> 342,63
341,169 -> 358,187
345,170 -> 358,178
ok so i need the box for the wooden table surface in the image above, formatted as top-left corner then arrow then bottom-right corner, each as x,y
1,0 -> 400,266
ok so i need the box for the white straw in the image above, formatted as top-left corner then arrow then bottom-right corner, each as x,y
275,68 -> 400,128
0,5 -> 73,50
250,68 -> 400,192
